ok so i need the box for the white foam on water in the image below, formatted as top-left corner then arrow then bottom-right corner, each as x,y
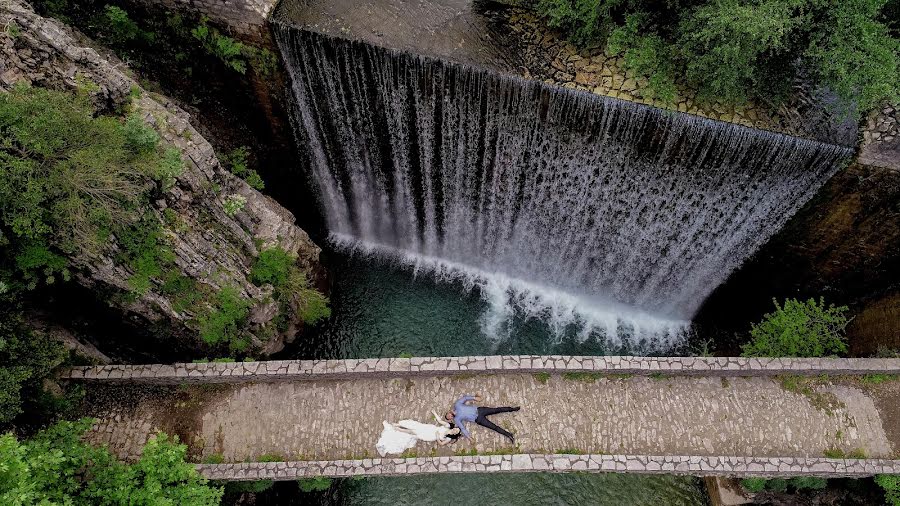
331,233 -> 693,350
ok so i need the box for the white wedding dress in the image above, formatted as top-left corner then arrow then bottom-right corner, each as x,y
376,411 -> 455,457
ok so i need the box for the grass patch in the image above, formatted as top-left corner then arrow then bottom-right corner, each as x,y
556,448 -> 583,455
256,453 -> 285,462
202,453 -> 225,464
861,374 -> 898,385
562,372 -> 603,382
720,377 -> 730,388
823,448 -> 845,458
777,375 -> 843,414
298,477 -> 332,492
648,372 -> 668,380
533,372 -> 551,384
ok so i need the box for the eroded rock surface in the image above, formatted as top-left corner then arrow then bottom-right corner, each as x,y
0,0 -> 323,355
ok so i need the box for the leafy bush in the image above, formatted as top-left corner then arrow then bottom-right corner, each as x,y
298,477 -> 332,493
0,311 -> 69,426
222,194 -> 246,217
0,419 -> 222,504
534,0 -> 900,111
198,286 -> 251,351
191,16 -> 248,73
221,146 -> 265,190
741,298 -> 849,358
250,247 -> 294,287
250,247 -> 331,326
876,474 -> 900,506
741,476 -> 828,493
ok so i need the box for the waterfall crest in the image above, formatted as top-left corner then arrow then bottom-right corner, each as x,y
274,26 -> 851,346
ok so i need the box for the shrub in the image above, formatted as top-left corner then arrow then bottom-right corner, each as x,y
222,194 -> 246,216
740,477 -> 767,492
250,247 -> 331,326
791,477 -> 827,490
221,146 -> 265,190
297,477 -> 332,493
198,286 -> 251,351
0,419 -> 222,504
876,474 -> 900,506
191,16 -> 248,73
250,247 -> 294,287
741,298 -> 849,358
742,477 -> 829,493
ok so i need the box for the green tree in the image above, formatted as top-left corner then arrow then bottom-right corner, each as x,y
0,419 -> 222,505
741,298 -> 849,358
534,0 -> 900,111
0,85 -> 178,290
876,474 -> 900,506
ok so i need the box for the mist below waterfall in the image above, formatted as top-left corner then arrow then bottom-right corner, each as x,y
274,26 -> 851,347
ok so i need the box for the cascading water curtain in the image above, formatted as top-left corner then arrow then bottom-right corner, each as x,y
274,25 -> 852,348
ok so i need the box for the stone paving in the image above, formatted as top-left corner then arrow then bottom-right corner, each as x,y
82,372 -> 894,470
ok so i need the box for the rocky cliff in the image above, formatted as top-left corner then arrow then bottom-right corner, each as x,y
0,0 -> 324,355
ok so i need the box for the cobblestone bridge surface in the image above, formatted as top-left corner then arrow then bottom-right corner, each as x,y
67,357 -> 900,478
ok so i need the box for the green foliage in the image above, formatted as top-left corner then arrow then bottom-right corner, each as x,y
741,476 -> 828,493
791,477 -> 828,490
198,286 -> 251,351
0,310 -> 69,426
607,13 -> 677,103
202,453 -> 224,464
221,147 -> 265,190
250,246 -> 331,326
297,477 -> 332,493
740,477 -> 767,492
741,298 -> 849,358
861,374 -> 898,384
191,16 -> 248,73
251,247 -> 294,287
102,5 -> 147,46
876,474 -> 900,506
676,0 -> 802,104
534,0 -> 899,111
0,419 -> 222,505
225,480 -> 273,494
533,372 -> 551,384
562,372 -> 602,381
222,194 -> 246,217
0,86 -> 176,292
823,447 -> 845,458
805,0 -> 900,112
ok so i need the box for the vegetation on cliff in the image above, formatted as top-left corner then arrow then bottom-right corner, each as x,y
0,419 -> 221,505
535,0 -> 900,111
741,298 -> 849,357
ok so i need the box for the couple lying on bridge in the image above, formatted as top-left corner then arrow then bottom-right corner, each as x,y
376,394 -> 520,456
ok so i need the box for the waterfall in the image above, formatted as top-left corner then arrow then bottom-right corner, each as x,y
273,26 -> 851,347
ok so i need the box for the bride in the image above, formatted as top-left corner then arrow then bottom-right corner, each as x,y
376,410 -> 461,457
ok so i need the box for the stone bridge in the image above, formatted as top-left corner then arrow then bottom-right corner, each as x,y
61,356 -> 900,480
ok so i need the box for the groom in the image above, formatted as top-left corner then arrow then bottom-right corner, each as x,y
446,394 -> 519,444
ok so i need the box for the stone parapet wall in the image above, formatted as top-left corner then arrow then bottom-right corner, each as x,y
197,454 -> 900,480
60,356 -> 900,383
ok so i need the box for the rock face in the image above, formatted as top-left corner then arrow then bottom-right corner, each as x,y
0,0 -> 324,355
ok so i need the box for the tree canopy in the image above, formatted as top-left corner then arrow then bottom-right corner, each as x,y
536,0 -> 900,111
